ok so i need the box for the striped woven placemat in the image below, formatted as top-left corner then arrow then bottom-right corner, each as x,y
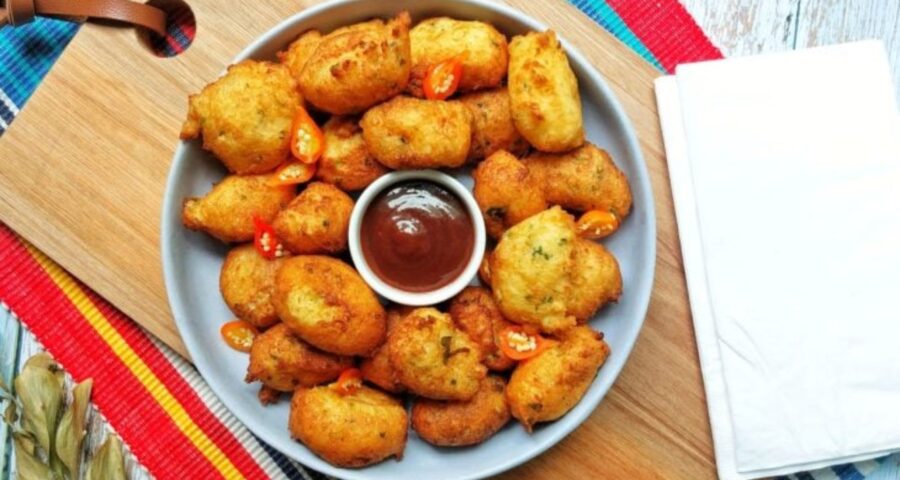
1,1 -> 896,479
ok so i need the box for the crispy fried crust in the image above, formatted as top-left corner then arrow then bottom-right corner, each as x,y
272,182 -> 354,255
360,96 -> 472,169
412,375 -> 510,446
180,60 -> 301,174
507,30 -> 584,153
448,287 -> 515,371
459,88 -> 530,162
315,117 -> 389,191
490,207 -> 578,333
277,30 -> 323,82
568,240 -> 622,321
387,308 -> 486,400
472,150 -> 547,239
298,13 -> 411,114
290,385 -> 408,468
523,143 -> 633,218
181,174 -> 294,243
274,256 -> 386,355
506,326 -> 609,431
245,324 -> 353,392
219,244 -> 286,329
408,17 -> 508,96
359,306 -> 413,393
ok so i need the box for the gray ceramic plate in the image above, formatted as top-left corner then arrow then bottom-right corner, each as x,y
160,1 -> 656,478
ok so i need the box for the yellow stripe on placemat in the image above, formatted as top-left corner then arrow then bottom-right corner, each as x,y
22,243 -> 245,479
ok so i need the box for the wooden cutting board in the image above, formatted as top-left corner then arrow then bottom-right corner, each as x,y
0,0 -> 716,477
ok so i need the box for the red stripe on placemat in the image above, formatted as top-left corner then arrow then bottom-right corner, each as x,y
0,226 -> 267,479
86,291 -> 269,477
607,0 -> 724,71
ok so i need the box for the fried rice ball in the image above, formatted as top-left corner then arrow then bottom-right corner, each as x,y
411,375 -> 510,446
568,240 -> 622,321
459,88 -> 530,162
274,256 -> 386,356
277,29 -> 323,81
219,244 -> 287,329
472,150 -> 547,239
182,174 -> 294,243
359,307 -> 413,393
298,12 -> 411,114
387,308 -> 486,401
180,60 -> 302,174
506,326 -> 610,432
272,182 -> 354,255
408,17 -> 508,97
508,30 -> 584,153
360,96 -> 473,169
245,324 -> 354,393
315,116 -> 388,191
523,143 -> 633,218
448,287 -> 515,371
490,206 -> 577,333
290,384 -> 407,468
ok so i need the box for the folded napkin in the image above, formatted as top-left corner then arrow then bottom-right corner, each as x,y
655,40 -> 900,479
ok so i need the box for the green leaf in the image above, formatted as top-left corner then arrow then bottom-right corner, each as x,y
13,432 -> 54,480
15,353 -> 65,456
56,379 -> 93,478
86,434 -> 127,480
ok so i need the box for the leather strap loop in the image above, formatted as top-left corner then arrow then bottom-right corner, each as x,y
1,0 -> 167,36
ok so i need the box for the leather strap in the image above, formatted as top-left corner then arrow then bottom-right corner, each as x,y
1,0 -> 167,36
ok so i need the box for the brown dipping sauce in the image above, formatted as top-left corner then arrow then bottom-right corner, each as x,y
361,181 -> 475,292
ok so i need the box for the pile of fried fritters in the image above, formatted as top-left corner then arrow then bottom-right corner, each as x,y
180,11 -> 632,469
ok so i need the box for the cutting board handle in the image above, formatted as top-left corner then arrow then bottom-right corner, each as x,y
1,0 -> 168,36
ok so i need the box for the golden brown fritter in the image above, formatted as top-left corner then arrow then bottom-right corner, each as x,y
272,182 -> 354,255
359,307 -> 413,393
181,174 -> 294,243
387,308 -> 486,401
245,324 -> 354,392
506,326 -> 609,432
472,150 -> 547,239
408,17 -> 508,96
448,287 -> 515,371
180,60 -> 302,174
298,13 -> 411,114
315,116 -> 388,191
290,384 -> 407,468
277,30 -> 323,82
219,244 -> 286,329
523,143 -> 633,218
508,30 -> 584,153
412,375 -> 510,446
360,96 -> 472,169
459,88 -> 530,162
568,240 -> 622,321
490,206 -> 578,333
274,256 -> 386,356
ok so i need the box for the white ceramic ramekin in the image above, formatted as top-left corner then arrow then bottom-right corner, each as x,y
348,170 -> 486,306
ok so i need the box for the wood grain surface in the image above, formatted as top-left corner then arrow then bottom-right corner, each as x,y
0,0 -> 717,478
683,0 -> 900,101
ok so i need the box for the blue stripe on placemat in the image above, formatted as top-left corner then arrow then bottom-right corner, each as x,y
566,0 -> 665,71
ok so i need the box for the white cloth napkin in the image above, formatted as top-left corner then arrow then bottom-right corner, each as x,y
655,40 -> 900,480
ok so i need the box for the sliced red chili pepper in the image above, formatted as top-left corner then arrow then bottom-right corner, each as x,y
498,325 -> 555,361
423,56 -> 464,100
220,320 -> 258,353
335,368 -> 363,396
253,216 -> 284,260
289,106 -> 324,164
267,161 -> 316,187
576,209 -> 620,240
